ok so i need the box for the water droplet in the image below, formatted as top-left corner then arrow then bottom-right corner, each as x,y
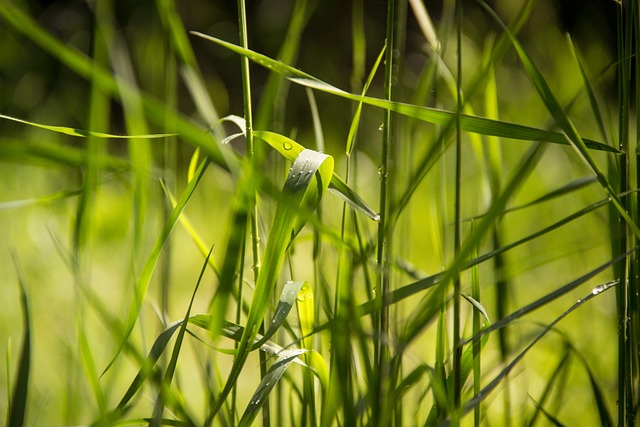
297,293 -> 306,302
378,123 -> 384,130
592,284 -> 607,295
283,142 -> 293,150
377,165 -> 383,175
372,214 -> 381,222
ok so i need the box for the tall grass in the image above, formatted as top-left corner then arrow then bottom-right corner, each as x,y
0,0 -> 637,425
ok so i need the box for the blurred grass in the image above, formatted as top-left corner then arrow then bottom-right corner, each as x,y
0,0 -> 632,426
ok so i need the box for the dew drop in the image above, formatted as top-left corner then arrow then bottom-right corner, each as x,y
283,141 -> 293,150
378,123 -> 384,130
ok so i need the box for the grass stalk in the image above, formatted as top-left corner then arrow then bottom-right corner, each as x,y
374,0 -> 396,424
615,1 -> 632,424
452,0 -> 463,418
236,0 -> 268,425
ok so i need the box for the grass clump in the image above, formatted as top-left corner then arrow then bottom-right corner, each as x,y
0,0 -> 636,425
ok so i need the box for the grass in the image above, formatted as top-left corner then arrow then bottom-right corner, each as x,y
0,0 -> 636,425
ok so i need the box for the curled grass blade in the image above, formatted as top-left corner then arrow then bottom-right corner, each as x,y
253,130 -> 379,221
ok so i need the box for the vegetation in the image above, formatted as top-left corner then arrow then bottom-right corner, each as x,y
0,0 -> 636,425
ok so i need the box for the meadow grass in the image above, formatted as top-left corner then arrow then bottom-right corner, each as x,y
0,0 -> 636,425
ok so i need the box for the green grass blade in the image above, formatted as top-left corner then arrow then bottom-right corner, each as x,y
463,264 -> 624,347
8,256 -> 31,427
151,247 -> 214,425
252,280 -> 305,349
356,193 -> 613,315
462,280 -> 619,419
155,0 -> 221,135
466,176 -> 597,222
190,33 -> 615,153
161,180 -> 221,278
0,113 -> 173,139
346,44 -> 386,156
238,348 -> 307,427
478,0 -> 640,238
526,349 -> 571,427
0,189 -> 82,211
0,139 -> 129,170
566,35 -> 611,146
206,148 -> 333,422
0,4 -> 234,173
291,77 -> 616,153
102,157 -> 210,376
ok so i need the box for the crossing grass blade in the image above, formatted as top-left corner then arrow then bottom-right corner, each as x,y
191,32 -> 615,153
151,246 -> 213,425
238,348 -> 307,427
0,3 -> 236,173
101,157 -> 211,376
462,279 -> 620,420
477,0 -> 640,238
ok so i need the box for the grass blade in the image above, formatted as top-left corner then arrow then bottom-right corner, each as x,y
238,348 -> 307,427
253,280 -> 305,349
0,113 -> 173,139
191,33 -> 615,153
206,148 -> 333,422
253,130 -> 379,221
102,157 -> 210,376
8,256 -> 31,427
477,0 -> 640,238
